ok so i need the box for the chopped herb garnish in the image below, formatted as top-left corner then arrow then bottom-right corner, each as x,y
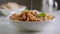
38,12 -> 46,17
22,9 -> 28,12
29,10 -> 33,12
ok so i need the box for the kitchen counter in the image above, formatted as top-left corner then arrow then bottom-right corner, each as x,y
0,10 -> 60,34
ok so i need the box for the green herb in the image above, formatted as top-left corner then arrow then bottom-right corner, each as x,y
29,10 -> 33,12
38,12 -> 46,17
22,9 -> 28,12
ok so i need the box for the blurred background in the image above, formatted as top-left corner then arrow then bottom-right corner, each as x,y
0,0 -> 60,16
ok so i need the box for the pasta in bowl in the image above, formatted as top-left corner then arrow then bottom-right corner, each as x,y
8,10 -> 55,31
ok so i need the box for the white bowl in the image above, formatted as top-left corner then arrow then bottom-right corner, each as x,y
0,5 -> 26,16
8,15 -> 55,31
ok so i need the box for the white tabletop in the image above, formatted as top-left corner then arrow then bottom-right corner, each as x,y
0,11 -> 60,34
